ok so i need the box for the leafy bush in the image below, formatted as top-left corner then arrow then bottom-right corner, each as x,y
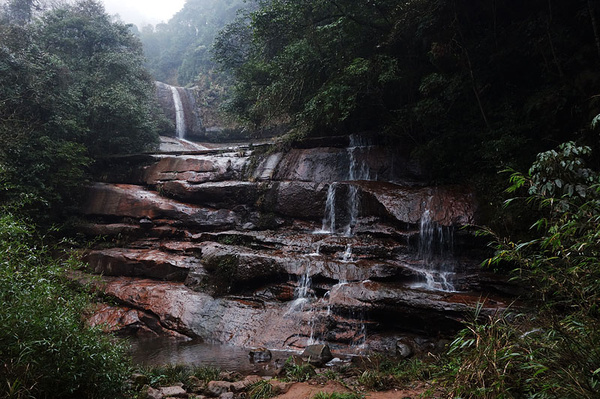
442,306 -> 535,398
0,0 -> 160,224
0,214 -> 130,398
442,142 -> 600,398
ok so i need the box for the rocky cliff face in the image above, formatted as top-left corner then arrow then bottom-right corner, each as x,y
78,136 -> 513,354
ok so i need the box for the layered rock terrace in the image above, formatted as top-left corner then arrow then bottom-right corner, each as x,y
79,136 -> 512,354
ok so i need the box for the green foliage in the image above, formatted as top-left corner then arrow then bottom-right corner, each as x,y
201,254 -> 239,296
247,379 -> 274,399
135,364 -> 219,388
444,142 -> 600,398
443,306 -> 534,398
351,355 -> 434,391
137,364 -> 221,388
138,0 -> 247,85
0,213 -> 131,398
441,307 -> 600,399
281,358 -> 316,382
192,365 -> 221,383
0,0 -> 160,224
215,0 -> 600,193
356,370 -> 390,391
490,142 -> 600,312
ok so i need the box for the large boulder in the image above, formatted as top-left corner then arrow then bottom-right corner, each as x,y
161,180 -> 259,209
356,181 -> 476,226
273,181 -> 329,220
301,344 -> 333,365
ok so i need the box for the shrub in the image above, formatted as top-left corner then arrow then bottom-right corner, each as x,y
135,364 -> 221,388
0,214 -> 130,398
247,379 -> 274,399
442,142 -> 600,398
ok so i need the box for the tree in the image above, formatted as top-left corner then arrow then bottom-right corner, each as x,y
0,0 -> 160,223
138,0 -> 247,85
215,0 -> 600,188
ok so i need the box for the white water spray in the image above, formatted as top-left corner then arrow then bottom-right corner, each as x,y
415,209 -> 456,292
341,244 -> 354,263
318,183 -> 337,234
315,135 -> 373,235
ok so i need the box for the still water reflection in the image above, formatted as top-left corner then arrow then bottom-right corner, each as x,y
128,337 -> 300,375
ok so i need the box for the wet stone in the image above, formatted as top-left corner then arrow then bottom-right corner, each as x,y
301,344 -> 333,366
248,348 -> 272,363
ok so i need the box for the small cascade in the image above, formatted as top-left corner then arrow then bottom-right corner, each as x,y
170,86 -> 186,139
294,265 -> 312,309
345,135 -> 371,236
341,244 -> 354,263
309,243 -> 321,257
347,135 -> 371,182
344,185 -> 360,236
316,135 -> 373,235
316,183 -> 337,234
353,318 -> 367,349
414,208 -> 456,292
287,264 -> 328,345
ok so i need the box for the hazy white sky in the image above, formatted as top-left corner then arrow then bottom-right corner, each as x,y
101,0 -> 186,26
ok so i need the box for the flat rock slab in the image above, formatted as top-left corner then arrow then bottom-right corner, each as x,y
83,248 -> 199,281
82,183 -> 240,230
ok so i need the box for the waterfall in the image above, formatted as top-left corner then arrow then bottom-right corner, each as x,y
317,183 -> 337,234
345,136 -> 371,236
170,86 -> 186,139
416,208 -> 456,292
316,135 -> 372,235
286,265 -> 313,313
286,264 -> 324,345
341,244 -> 354,262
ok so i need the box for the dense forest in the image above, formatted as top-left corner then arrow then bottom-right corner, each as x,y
0,0 -> 162,222
1,0 -> 600,397
142,0 -> 600,221
210,0 -> 600,202
0,1 -> 157,397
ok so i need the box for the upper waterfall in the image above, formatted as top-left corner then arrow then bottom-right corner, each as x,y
170,86 -> 186,139
155,81 -> 205,140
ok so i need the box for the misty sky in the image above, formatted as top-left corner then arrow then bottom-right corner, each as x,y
101,0 -> 186,26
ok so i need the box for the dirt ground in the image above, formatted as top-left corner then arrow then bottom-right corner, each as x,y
272,380 -> 438,399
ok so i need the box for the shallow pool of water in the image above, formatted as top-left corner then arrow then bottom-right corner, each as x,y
128,337 -> 300,375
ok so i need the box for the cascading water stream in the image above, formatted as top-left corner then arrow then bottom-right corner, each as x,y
341,244 -> 354,263
170,86 -> 186,139
286,264 -> 325,345
315,135 -> 372,235
344,136 -> 371,236
318,183 -> 337,234
415,208 -> 456,292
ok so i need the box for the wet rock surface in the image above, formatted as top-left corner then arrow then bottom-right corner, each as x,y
78,136 -> 514,354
